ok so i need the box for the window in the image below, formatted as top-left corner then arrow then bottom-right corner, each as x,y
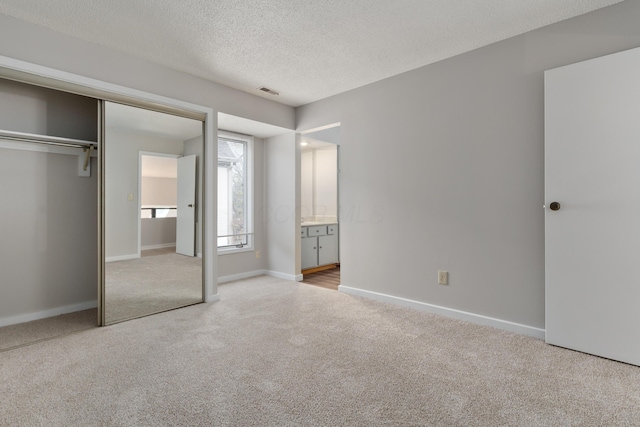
218,131 -> 253,251
140,207 -> 177,219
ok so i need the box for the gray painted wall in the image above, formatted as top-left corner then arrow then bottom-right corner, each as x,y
304,126 -> 340,146
0,78 -> 97,141
141,218 -> 176,248
296,1 -> 640,330
265,133 -> 299,277
0,148 -> 97,322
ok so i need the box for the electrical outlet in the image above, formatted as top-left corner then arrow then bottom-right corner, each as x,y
255,250 -> 260,259
438,270 -> 448,285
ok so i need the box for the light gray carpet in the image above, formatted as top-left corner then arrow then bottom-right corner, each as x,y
0,309 -> 96,352
105,253 -> 203,323
1,275 -> 639,426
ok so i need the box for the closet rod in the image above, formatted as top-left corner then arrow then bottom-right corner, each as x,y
0,129 -> 97,149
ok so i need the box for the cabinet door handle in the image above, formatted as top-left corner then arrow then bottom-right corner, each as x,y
319,246 -> 323,249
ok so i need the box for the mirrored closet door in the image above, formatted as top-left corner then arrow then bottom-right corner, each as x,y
101,101 -> 204,325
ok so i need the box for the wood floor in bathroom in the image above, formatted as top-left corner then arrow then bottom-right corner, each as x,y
301,266 -> 340,291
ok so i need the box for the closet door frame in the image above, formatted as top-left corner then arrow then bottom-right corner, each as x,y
0,55 -> 217,326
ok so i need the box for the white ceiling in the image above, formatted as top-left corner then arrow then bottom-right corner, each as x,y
0,0 -> 623,107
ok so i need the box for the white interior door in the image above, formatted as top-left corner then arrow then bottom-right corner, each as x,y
545,47 -> 640,366
176,155 -> 196,256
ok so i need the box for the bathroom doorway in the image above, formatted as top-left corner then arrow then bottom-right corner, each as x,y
299,124 -> 340,290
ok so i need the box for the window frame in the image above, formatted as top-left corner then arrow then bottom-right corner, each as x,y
217,130 -> 254,255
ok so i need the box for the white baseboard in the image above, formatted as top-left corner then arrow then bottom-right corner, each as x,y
338,285 -> 545,339
218,269 -> 267,284
141,243 -> 175,251
106,254 -> 139,262
266,270 -> 303,282
0,300 -> 97,328
206,293 -> 221,303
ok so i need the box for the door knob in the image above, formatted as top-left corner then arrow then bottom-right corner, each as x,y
188,204 -> 194,208
549,202 -> 561,211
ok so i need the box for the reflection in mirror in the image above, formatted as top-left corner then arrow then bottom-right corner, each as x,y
104,102 -> 203,324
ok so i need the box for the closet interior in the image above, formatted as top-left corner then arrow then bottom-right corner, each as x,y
0,77 -> 205,347
0,78 -> 98,347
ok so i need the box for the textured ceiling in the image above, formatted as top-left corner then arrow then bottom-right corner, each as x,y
0,0 -> 624,106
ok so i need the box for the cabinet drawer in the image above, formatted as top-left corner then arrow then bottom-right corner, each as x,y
301,227 -> 307,238
327,224 -> 338,235
306,225 -> 327,237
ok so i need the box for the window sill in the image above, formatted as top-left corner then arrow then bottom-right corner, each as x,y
218,246 -> 254,256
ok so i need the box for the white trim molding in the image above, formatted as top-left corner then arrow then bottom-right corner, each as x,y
218,270 -> 303,285
338,285 -> 545,339
266,271 -> 303,282
0,300 -> 97,328
141,243 -> 176,251
105,254 -> 139,263
218,269 -> 267,284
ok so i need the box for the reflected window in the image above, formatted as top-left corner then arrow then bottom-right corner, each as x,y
141,207 -> 177,218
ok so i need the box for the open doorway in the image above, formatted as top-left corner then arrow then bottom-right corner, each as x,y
300,124 -> 340,290
139,152 -> 199,258
139,153 -> 178,256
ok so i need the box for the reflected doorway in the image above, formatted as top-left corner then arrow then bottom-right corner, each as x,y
140,153 -> 179,257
